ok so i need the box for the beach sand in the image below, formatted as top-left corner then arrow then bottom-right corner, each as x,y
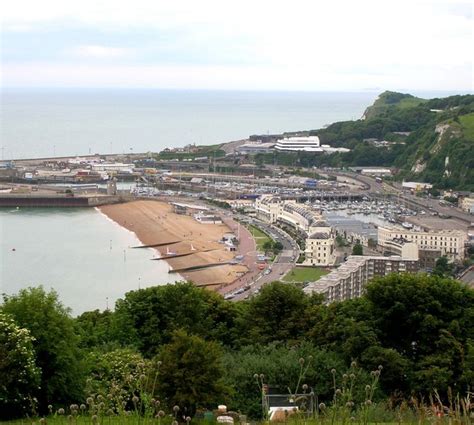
99,200 -> 248,288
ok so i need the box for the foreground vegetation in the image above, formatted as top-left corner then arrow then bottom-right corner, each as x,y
1,274 -> 474,421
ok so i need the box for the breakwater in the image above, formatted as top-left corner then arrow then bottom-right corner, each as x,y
0,194 -> 127,208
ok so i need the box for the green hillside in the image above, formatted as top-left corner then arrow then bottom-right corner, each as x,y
251,91 -> 474,191
363,91 -> 427,119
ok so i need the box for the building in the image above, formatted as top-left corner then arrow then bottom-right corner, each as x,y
236,142 -> 275,155
275,136 -> 321,152
378,226 -> 467,261
274,136 -> 349,154
194,213 -> 222,224
304,230 -> 336,266
401,181 -> 433,191
255,196 -> 336,266
381,237 -> 419,260
304,255 -> 419,303
459,197 -> 474,214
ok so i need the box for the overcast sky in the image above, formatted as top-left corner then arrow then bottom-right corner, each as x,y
1,0 -> 473,91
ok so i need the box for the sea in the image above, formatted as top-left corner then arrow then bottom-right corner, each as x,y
0,89 -> 462,314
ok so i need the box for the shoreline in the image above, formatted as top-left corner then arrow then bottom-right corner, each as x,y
98,200 -> 248,289
94,207 -> 184,280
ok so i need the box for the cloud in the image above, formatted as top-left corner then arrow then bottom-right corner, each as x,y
73,45 -> 128,59
1,0 -> 473,90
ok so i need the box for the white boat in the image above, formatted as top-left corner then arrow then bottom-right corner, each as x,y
402,222 -> 413,229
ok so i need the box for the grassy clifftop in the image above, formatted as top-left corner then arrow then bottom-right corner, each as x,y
362,91 -> 427,120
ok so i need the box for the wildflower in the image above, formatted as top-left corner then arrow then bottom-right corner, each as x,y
186,417 -> 192,423
140,374 -> 146,382
173,405 -> 180,413
331,368 -> 337,375
308,355 -> 313,361
107,409 -> 114,416
299,357 -> 305,366
86,397 -> 94,405
259,373 -> 265,380
67,415 -> 73,422
39,418 -> 46,425
302,384 -> 308,391
365,385 -> 371,391
350,417 -> 356,422
335,389 -> 342,396
107,394 -> 113,400
343,374 -> 348,380
172,421 -> 179,425
58,408 -> 65,415
378,365 -> 383,371
346,401 -> 354,408
350,361 -> 357,368
375,370 -> 381,377
158,410 -> 165,417
156,361 -> 162,367
80,404 -> 86,411
350,373 -> 356,380
365,400 -> 372,406
97,394 -> 104,401
132,396 -> 139,404
47,405 -> 53,412
92,415 -> 98,423
253,373 -> 259,380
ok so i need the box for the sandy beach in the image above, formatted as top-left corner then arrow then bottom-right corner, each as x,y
99,200 -> 248,289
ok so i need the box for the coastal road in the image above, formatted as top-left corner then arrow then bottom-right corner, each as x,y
228,217 -> 300,301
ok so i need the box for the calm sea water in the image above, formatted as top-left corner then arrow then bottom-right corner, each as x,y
0,207 -> 179,315
0,89 -> 381,159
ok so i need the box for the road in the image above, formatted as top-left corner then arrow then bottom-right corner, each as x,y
224,217 -> 300,301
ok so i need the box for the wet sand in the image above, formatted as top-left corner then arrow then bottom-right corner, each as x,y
99,200 -> 248,288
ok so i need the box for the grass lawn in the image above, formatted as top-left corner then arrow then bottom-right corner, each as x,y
282,266 -> 329,283
247,224 -> 272,252
459,112 -> 474,140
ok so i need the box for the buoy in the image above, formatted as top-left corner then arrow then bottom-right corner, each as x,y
12,248 -> 16,251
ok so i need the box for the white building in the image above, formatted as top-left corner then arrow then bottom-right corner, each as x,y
304,255 -> 419,303
460,197 -> 474,214
378,226 -> 467,261
402,181 -> 433,191
237,142 -> 275,155
304,230 -> 336,266
255,195 -> 336,266
275,136 -> 322,152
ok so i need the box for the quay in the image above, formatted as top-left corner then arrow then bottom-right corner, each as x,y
0,193 -> 127,208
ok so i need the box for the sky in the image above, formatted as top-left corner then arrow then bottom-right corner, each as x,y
1,0 -> 473,91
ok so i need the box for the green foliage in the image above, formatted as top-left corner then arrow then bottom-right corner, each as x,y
0,313 -> 41,419
157,330 -> 229,416
3,272 -> 474,418
1,287 -> 85,412
113,282 -> 238,356
222,343 -> 346,418
239,282 -> 320,345
433,256 -> 454,277
352,243 -> 363,255
84,348 -> 149,401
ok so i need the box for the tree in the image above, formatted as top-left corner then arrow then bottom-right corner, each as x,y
352,243 -> 363,255
84,348 -> 149,405
0,313 -> 41,419
1,287 -> 85,412
113,282 -> 239,356
262,240 -> 273,253
157,330 -> 229,416
239,282 -> 317,345
273,241 -> 284,254
433,256 -> 454,277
